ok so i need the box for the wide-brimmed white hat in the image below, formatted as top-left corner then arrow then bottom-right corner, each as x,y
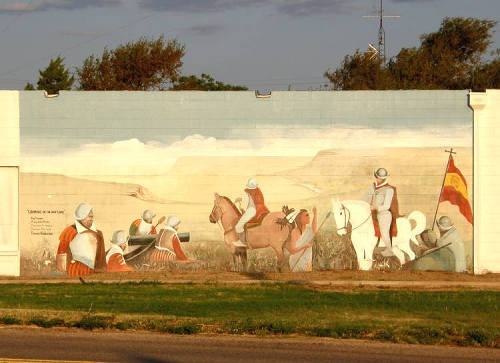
374,168 -> 389,179
142,209 -> 156,221
437,216 -> 453,230
110,230 -> 128,246
167,216 -> 181,228
74,203 -> 93,220
246,177 -> 258,189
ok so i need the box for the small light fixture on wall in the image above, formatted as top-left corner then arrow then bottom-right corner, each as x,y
255,90 -> 272,98
44,90 -> 59,98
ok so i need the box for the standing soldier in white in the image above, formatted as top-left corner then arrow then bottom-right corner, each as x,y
363,168 -> 401,257
56,203 -> 107,276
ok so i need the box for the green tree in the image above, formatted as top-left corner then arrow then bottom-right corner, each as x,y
325,17 -> 498,90
77,36 -> 185,90
24,82 -> 35,90
473,54 -> 500,90
171,73 -> 248,91
324,50 -> 394,90
393,17 -> 497,89
30,56 -> 74,94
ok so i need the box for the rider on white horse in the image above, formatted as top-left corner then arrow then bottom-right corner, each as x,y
233,177 -> 269,248
362,168 -> 400,257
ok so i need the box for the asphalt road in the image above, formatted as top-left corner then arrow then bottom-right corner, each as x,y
0,328 -> 498,363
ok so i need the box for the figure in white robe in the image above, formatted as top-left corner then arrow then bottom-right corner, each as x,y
286,207 -> 317,272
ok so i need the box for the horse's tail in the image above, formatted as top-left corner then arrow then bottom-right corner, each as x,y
407,210 -> 426,244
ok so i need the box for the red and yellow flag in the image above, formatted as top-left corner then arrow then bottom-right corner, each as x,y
440,156 -> 473,224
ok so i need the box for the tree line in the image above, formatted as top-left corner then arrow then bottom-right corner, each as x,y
25,36 -> 248,94
325,17 -> 500,91
25,17 -> 499,94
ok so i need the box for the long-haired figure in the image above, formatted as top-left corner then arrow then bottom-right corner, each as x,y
285,206 -> 317,272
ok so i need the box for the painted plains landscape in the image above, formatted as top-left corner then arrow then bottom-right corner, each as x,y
20,146 -> 473,275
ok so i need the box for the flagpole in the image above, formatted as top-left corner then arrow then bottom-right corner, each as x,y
432,148 -> 456,230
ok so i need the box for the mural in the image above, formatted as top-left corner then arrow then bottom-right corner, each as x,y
17,91 -> 473,276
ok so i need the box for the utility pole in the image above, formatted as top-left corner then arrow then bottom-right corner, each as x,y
363,0 -> 400,64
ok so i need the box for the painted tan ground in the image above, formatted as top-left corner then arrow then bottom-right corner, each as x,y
20,147 -> 474,275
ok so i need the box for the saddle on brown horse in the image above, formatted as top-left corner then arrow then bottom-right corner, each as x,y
244,210 -> 270,230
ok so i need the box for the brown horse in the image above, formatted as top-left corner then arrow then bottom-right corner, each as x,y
209,193 -> 290,271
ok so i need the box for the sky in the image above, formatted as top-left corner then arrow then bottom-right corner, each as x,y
19,90 -> 472,175
0,0 -> 499,91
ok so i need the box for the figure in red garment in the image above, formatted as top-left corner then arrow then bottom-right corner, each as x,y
56,203 -> 106,276
106,230 -> 133,272
233,177 -> 269,248
129,209 -> 157,237
150,216 -> 191,262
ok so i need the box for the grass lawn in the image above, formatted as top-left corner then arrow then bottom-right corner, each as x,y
0,282 -> 498,347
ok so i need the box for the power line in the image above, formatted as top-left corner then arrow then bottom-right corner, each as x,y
0,12 -> 157,78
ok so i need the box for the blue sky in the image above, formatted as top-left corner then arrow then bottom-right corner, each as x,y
0,0 -> 499,90
18,90 -> 472,175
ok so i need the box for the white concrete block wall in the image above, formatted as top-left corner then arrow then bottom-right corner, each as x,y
10,90 -> 500,275
470,89 -> 500,274
0,91 -> 20,276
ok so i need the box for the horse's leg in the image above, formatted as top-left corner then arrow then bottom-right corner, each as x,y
271,245 -> 285,272
241,250 -> 248,272
238,252 -> 246,272
352,231 -> 377,271
367,235 -> 379,270
394,218 -> 415,261
350,231 -> 365,268
232,254 -> 238,272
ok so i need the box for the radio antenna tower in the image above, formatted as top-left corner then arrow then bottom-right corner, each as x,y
363,0 -> 400,64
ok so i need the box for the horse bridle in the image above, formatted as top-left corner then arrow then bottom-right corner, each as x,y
210,203 -> 222,222
336,204 -> 372,232
336,204 -> 350,233
211,201 -> 235,236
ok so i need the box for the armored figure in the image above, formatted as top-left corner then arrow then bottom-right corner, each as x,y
363,168 -> 401,257
436,216 -> 466,273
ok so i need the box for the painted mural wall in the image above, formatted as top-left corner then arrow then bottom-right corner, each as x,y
18,90 -> 473,276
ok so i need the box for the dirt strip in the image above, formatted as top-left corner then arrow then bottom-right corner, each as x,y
3,270 -> 500,281
0,278 -> 499,290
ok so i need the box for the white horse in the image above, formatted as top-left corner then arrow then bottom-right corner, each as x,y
331,200 -> 426,270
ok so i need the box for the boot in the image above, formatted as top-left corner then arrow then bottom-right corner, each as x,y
232,232 -> 247,248
381,239 -> 394,257
381,248 -> 394,257
232,240 -> 247,248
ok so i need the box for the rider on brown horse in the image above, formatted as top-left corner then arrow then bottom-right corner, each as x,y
233,177 -> 269,248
